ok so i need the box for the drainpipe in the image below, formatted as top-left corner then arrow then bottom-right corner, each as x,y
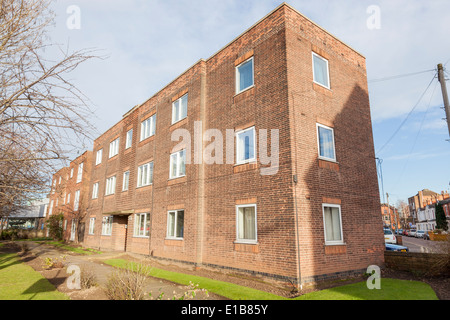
293,174 -> 302,291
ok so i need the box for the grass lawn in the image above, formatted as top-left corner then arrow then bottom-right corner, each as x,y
296,278 -> 438,300
105,258 -> 438,301
0,253 -> 69,300
35,240 -> 102,255
104,258 -> 284,300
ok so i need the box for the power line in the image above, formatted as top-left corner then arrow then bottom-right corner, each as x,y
368,69 -> 435,83
392,80 -> 439,191
375,74 -> 437,155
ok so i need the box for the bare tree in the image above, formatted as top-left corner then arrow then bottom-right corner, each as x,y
0,0 -> 98,219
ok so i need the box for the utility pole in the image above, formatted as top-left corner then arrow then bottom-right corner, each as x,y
437,63 -> 450,139
386,193 -> 391,229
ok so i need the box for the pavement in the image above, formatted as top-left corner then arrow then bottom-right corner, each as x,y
401,236 -> 446,253
19,241 -> 214,300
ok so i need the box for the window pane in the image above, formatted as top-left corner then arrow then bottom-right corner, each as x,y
176,211 -> 184,238
237,128 -> 255,163
150,115 -> 156,136
180,95 -> 188,119
238,206 -> 256,241
324,206 -> 341,242
168,212 -> 175,237
173,100 -> 180,123
170,154 -> 177,178
313,55 -> 329,88
145,213 -> 150,237
318,126 -> 335,160
238,59 -> 254,92
179,150 -> 186,176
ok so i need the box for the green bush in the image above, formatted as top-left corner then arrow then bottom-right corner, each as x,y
46,214 -> 64,240
0,229 -> 19,240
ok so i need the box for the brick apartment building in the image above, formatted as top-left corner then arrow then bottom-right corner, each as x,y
49,3 -> 385,286
47,151 -> 93,242
380,204 -> 400,230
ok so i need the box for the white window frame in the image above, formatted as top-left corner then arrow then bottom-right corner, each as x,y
235,56 -> 254,94
316,123 -> 336,162
102,216 -> 113,236
96,149 -> 103,165
169,150 -> 186,179
322,203 -> 344,245
235,204 -> 258,244
76,163 -> 83,183
236,126 -> 256,165
88,218 -> 95,235
105,176 -> 116,196
312,52 -> 330,89
74,190 -> 80,211
166,210 -> 184,240
49,200 -> 54,216
122,171 -> 130,191
109,138 -> 120,158
140,114 -> 156,141
171,94 -> 188,124
92,182 -> 99,199
134,213 -> 150,238
66,193 -> 71,205
137,162 -> 153,187
125,129 -> 133,149
70,167 -> 74,178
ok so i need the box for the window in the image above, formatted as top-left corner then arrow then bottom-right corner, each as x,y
236,127 -> 256,164
58,176 -> 62,184
322,204 -> 343,245
236,57 -> 254,94
170,150 -> 186,179
70,167 -> 74,178
167,210 -> 184,239
49,200 -> 54,216
172,94 -> 188,124
102,216 -> 113,236
76,163 -> 83,183
74,190 -> 80,211
88,218 -> 95,235
109,138 -> 120,158
92,182 -> 99,199
134,213 -> 150,237
317,124 -> 336,162
96,149 -> 103,165
66,193 -> 71,205
140,114 -> 156,141
105,176 -> 116,196
137,162 -> 153,187
126,129 -> 133,149
236,204 -> 257,243
312,52 -> 330,89
122,171 -> 130,191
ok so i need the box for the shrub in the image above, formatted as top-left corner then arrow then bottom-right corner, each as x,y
46,214 -> 64,240
80,266 -> 98,289
105,262 -> 151,300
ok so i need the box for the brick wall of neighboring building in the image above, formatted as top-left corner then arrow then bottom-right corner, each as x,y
52,3 -> 384,286
46,151 -> 92,242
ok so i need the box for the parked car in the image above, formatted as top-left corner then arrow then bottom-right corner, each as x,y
384,228 -> 396,244
409,229 -> 417,237
397,229 -> 403,235
415,230 -> 425,238
385,243 -> 409,252
423,231 -> 430,240
403,230 -> 409,236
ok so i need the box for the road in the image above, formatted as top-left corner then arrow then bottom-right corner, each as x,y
401,236 -> 445,253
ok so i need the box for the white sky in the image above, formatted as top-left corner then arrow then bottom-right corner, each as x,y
49,0 -> 450,205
